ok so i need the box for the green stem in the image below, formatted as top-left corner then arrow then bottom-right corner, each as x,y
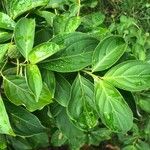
77,0 -> 81,16
82,70 -> 100,81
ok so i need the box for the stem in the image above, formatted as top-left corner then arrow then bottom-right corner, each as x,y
82,70 -> 100,81
77,0 -> 81,16
16,59 -> 19,75
0,60 -> 8,74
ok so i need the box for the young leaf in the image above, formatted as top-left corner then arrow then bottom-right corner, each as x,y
0,95 -> 14,136
5,101 -> 46,136
0,12 -> 15,30
103,60 -> 150,91
26,64 -> 43,102
29,42 -> 60,64
0,44 -> 9,62
55,74 -> 71,107
40,32 -> 99,72
67,74 -> 98,130
3,75 -> 52,112
6,0 -> 49,19
94,79 -> 133,133
14,18 -> 35,61
92,36 -> 127,72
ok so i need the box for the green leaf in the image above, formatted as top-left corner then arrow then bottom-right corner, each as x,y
8,136 -> 32,150
82,12 -> 105,29
67,74 -> 98,130
5,101 -> 46,136
29,42 -> 60,64
55,74 -> 71,107
53,15 -> 81,35
51,130 -> 67,147
135,93 -> 150,113
6,0 -> 49,19
14,18 -> 35,60
40,32 -> 99,72
27,133 -> 49,149
56,107 -> 86,149
3,75 -> 52,112
0,96 -> 14,136
0,135 -> 7,149
41,69 -> 56,98
0,30 -> 12,43
94,79 -> 133,133
103,60 -> 150,91
0,44 -> 9,62
0,12 -> 15,30
25,64 -> 43,102
92,36 -> 127,72
36,10 -> 56,27
46,0 -> 67,8
88,128 -> 111,146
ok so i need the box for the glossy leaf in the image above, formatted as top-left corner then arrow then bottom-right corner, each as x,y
26,64 -> 43,102
41,69 -> 56,98
6,0 -> 49,19
56,108 -> 86,149
0,96 -> 14,135
0,30 -> 12,43
67,74 -> 98,130
0,12 -> 15,30
92,36 -> 127,72
40,32 -> 99,72
55,74 -> 71,107
3,75 -> 52,112
5,101 -> 46,136
36,10 -> 56,27
14,18 -> 35,60
103,60 -> 150,91
82,12 -> 105,29
94,79 -> 133,133
0,44 -> 9,62
29,42 -> 60,64
53,15 -> 81,34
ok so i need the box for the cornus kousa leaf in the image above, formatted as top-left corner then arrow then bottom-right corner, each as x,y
0,96 -> 15,136
0,12 -> 16,30
67,74 -> 98,130
6,0 -> 49,19
94,79 -> 133,133
29,42 -> 60,64
5,101 -> 46,136
103,60 -> 150,91
41,69 -> 56,98
55,74 -> 71,107
40,32 -> 99,72
0,30 -> 12,43
14,18 -> 35,61
25,64 -> 43,102
0,44 -> 9,62
92,36 -> 127,72
3,75 -> 52,112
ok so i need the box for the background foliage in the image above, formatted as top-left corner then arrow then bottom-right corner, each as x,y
0,0 -> 150,149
